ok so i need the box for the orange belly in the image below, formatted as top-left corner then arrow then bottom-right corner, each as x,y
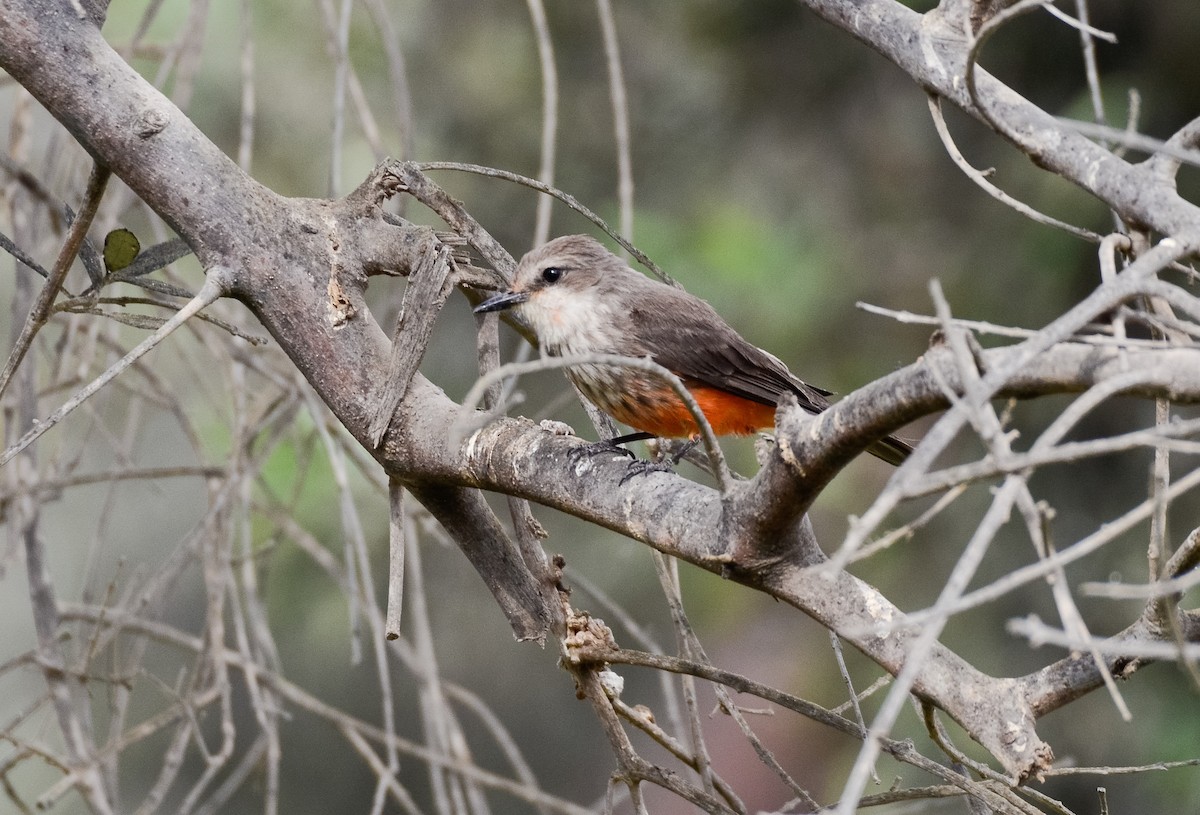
606,384 -> 778,438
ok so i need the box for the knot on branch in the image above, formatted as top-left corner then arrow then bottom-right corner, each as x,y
135,106 -> 169,138
345,156 -> 408,214
562,608 -> 618,663
560,605 -> 620,700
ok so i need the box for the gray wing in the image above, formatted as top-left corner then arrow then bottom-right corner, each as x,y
624,282 -> 833,416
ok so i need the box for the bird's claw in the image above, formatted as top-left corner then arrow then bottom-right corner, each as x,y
618,458 -> 676,485
565,435 -> 680,483
566,439 -> 636,466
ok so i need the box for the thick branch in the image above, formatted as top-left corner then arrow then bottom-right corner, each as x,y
1019,608 -> 1200,718
405,482 -> 551,642
727,339 -> 1200,564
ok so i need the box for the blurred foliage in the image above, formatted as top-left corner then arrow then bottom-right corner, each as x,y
3,0 -> 1200,812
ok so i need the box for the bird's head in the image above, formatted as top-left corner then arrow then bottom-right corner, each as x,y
473,235 -> 629,344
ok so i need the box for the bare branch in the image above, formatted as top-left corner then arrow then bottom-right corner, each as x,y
368,239 -> 455,446
525,0 -> 558,247
0,162 -> 111,398
1,269 -> 231,467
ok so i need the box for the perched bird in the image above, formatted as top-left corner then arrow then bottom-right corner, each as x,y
474,234 -> 911,466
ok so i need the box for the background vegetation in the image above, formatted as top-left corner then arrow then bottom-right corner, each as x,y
2,0 -> 1199,813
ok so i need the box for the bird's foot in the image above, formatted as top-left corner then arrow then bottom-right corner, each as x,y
617,437 -> 703,484
614,439 -> 700,484
566,438 -> 637,467
566,432 -> 684,483
618,457 -> 677,485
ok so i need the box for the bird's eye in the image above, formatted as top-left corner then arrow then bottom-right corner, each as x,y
541,266 -> 564,284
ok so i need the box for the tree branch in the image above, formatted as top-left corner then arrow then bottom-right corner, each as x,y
800,0 -> 1200,235
6,0 -> 1200,787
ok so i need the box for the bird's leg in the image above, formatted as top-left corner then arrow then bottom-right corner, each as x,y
663,436 -> 701,464
610,431 -> 656,447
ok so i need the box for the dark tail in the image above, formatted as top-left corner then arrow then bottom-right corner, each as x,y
867,434 -> 913,467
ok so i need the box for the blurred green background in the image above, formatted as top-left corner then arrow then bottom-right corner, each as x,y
4,0 -> 1200,812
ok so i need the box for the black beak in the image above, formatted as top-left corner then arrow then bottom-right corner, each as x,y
473,290 -> 530,314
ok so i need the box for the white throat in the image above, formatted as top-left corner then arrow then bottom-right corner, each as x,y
518,287 -> 616,357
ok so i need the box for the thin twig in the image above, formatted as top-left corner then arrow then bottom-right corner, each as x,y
17,480 -> 115,813
1044,758 -> 1200,777
876,462 -> 1200,634
361,0 -> 415,166
1057,118 -> 1200,168
1008,616 -> 1200,661
0,162 -> 111,399
415,161 -> 672,284
829,633 -> 875,782
1,268 -> 232,467
327,0 -> 353,196
236,0 -> 255,173
927,94 -> 1100,242
650,553 -> 718,800
595,0 -> 634,247
1073,0 -> 1108,142
385,479 -> 406,640
525,0 -> 558,247
834,235 -> 1197,569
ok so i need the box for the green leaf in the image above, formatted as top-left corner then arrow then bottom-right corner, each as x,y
103,228 -> 141,273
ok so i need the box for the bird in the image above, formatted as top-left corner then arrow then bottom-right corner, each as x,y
474,234 -> 911,466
